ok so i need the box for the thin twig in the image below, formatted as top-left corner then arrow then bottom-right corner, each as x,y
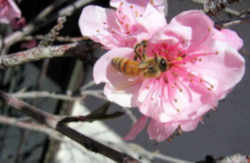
192,0 -> 243,17
204,0 -> 240,16
215,14 -> 250,27
81,81 -> 96,90
39,16 -> 67,46
0,104 -> 194,163
11,91 -> 83,101
11,90 -> 105,101
15,129 -> 28,163
109,142 -> 193,163
3,0 -> 94,47
120,107 -> 137,123
38,16 -> 68,87
0,115 -> 57,136
0,91 -> 140,163
24,35 -> 87,43
0,91 -> 59,128
56,123 -> 140,163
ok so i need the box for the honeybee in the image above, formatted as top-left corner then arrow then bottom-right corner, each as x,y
111,41 -> 168,78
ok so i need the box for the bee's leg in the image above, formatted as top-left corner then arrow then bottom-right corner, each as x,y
141,40 -> 147,60
134,42 -> 142,61
134,40 -> 147,61
133,53 -> 141,61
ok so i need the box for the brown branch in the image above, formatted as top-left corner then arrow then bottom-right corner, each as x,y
0,91 -> 140,163
56,124 -> 139,163
0,40 -> 100,69
0,43 -> 76,69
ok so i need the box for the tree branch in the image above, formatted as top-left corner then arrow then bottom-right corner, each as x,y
0,40 -> 100,69
0,91 -> 140,163
0,43 -> 76,69
10,90 -> 105,101
3,0 -> 94,47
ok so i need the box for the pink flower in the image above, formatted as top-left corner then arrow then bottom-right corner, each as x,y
0,0 -> 21,24
79,0 -> 245,142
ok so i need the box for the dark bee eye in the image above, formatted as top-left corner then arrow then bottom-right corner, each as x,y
159,58 -> 167,72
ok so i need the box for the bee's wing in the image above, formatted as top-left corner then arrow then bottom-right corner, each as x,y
138,62 -> 150,69
138,59 -> 155,69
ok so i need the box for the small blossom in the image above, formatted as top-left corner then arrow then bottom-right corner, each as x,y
0,0 -> 21,24
79,0 -> 245,142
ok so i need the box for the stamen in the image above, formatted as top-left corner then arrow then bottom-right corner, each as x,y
166,71 -> 180,112
176,56 -> 183,61
174,67 -> 213,93
185,51 -> 217,61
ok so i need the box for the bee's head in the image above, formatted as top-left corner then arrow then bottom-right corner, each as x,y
155,56 -> 168,72
159,58 -> 167,72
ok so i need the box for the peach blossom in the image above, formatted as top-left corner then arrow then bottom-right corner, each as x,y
79,0 -> 245,142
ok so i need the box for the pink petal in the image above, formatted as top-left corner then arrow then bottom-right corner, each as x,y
136,77 -> 213,124
180,119 -> 200,132
214,29 -> 243,50
188,42 -> 245,99
0,0 -> 21,24
111,0 -> 166,14
7,0 -> 21,16
150,21 -> 192,49
170,10 -> 214,51
147,120 -> 178,142
188,82 -> 217,105
111,0 -> 166,36
136,79 -> 166,120
124,116 -> 148,141
93,48 -> 133,84
104,81 -> 141,107
137,3 -> 166,35
150,30 -> 180,45
78,6 -> 116,48
79,6 -> 134,49
111,0 -> 148,9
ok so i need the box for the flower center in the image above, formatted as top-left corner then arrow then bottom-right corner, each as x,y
137,41 -> 218,112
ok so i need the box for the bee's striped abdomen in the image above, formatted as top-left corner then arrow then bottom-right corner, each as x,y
111,57 -> 140,76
